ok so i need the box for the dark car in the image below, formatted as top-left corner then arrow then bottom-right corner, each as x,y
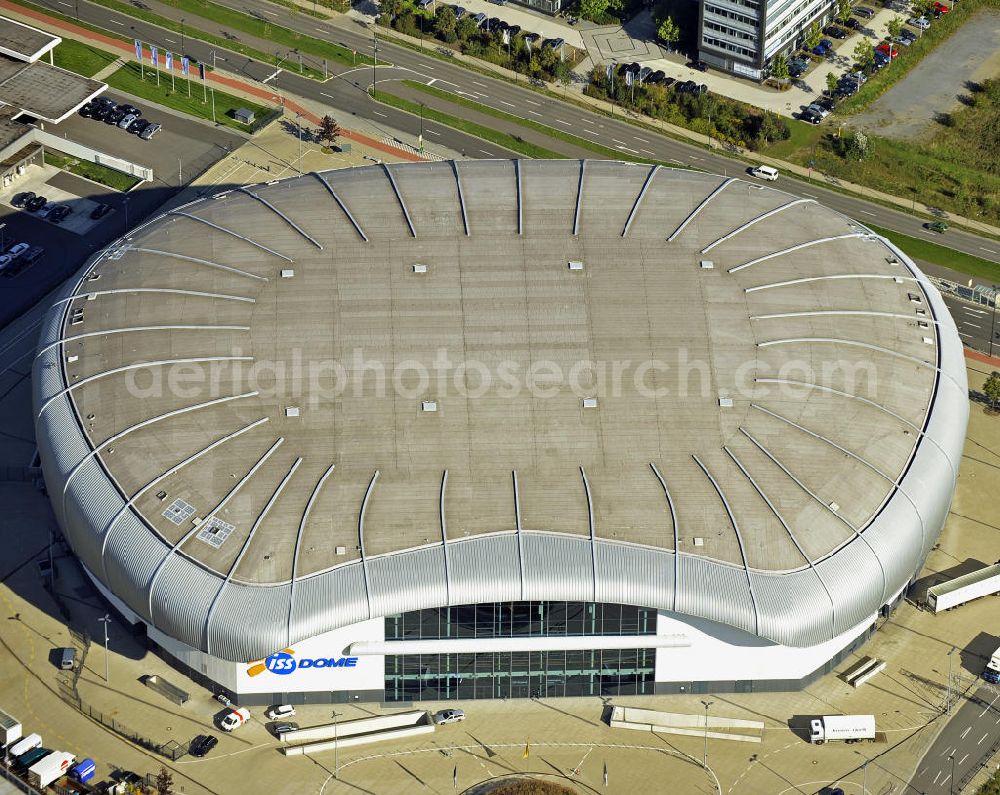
545,37 -> 565,49
190,735 -> 218,757
816,97 -> 835,111
844,17 -> 861,28
824,24 -> 848,38
687,59 -> 709,71
675,79 -> 697,92
695,83 -> 708,94
507,24 -> 520,35
116,103 -> 140,116
78,102 -> 94,118
105,110 -> 125,125
800,109 -> 822,124
660,76 -> 675,87
26,195 -> 47,212
90,203 -> 113,220
128,118 -> 149,134
11,191 -> 35,208
272,722 -> 299,736
647,70 -> 666,83
925,220 -> 948,233
48,205 -> 72,224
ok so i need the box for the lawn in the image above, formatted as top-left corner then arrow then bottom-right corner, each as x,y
44,150 -> 141,192
866,223 -> 1000,282
105,62 -> 274,132
52,39 -> 118,78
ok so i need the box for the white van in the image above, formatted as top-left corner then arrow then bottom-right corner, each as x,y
220,707 -> 250,732
750,165 -> 779,181
9,733 -> 42,757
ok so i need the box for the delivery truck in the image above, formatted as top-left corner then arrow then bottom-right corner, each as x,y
28,751 -> 75,788
8,733 -> 41,758
810,715 -> 885,744
0,707 -> 21,747
984,647 -> 1000,683
926,563 -> 1000,612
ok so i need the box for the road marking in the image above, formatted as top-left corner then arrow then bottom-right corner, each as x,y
525,99 -> 541,106
964,307 -> 987,314
966,323 -> 981,329
860,210 -> 877,217
373,111 -> 388,118
110,18 -> 124,25
164,37 -> 177,43
670,158 -> 683,165
472,80 -> 488,88
480,149 -> 495,156
427,78 -> 438,86
961,726 -> 972,739
261,8 -> 277,14
315,27 -> 327,32
616,145 -> 640,154
612,139 -> 626,145
803,193 -> 819,198
995,713 -> 1000,724
941,774 -> 951,786
942,747 -> 956,757
57,1 -> 71,5
960,332 -> 972,338
555,119 -> 571,126
500,100 -> 516,107
689,156 -> 702,161
980,733 -> 989,745
933,770 -> 941,784
426,129 -> 441,136
982,247 -> 998,254
634,135 -> 649,143
960,753 -> 969,766
528,110 -> 542,116
320,92 -> 336,99
641,148 -> 656,156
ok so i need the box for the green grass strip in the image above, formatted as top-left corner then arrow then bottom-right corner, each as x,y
52,38 -> 119,77
44,150 -> 141,192
399,79 -> 661,164
372,89 -> 565,159
105,61 -> 273,131
866,223 -> 1000,281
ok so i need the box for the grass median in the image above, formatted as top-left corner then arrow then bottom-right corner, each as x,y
106,61 -> 273,131
52,38 -> 119,77
866,223 -> 1000,282
44,150 -> 141,192
393,80 -> 664,164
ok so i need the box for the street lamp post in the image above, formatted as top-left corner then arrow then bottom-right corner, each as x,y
122,196 -> 129,236
98,614 -> 111,683
296,112 -> 303,167
950,753 -> 956,795
989,284 -> 998,358
372,30 -> 378,94
701,700 -> 714,769
180,18 -> 185,52
419,102 -> 425,153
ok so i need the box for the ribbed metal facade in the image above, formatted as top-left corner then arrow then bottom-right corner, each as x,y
32,167 -> 968,664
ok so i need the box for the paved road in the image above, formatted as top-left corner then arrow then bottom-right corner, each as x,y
910,686 -> 1000,793
29,0 -> 1000,268
942,295 -> 999,357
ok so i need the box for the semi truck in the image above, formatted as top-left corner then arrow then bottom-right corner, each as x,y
28,751 -> 75,788
810,715 -> 885,744
926,563 -> 1000,613
983,647 -> 1000,683
0,707 -> 21,747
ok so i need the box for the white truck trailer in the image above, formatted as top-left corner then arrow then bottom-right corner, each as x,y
27,751 -> 75,788
926,563 -> 1000,613
0,707 -> 21,747
984,647 -> 1000,683
810,715 -> 885,744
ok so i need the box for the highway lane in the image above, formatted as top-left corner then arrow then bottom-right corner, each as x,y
941,294 -> 999,357
30,0 -> 1000,265
910,686 -> 1000,793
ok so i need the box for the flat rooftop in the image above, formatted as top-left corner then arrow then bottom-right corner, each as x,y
0,16 -> 60,62
52,160 -> 941,589
0,57 -> 104,123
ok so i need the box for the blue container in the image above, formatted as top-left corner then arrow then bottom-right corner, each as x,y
70,758 -> 96,783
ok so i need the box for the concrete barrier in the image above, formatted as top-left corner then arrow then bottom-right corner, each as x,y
282,724 -> 435,756
33,129 -> 153,183
280,710 -> 429,744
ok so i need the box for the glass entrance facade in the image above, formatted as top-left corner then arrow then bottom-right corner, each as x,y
384,602 -> 657,701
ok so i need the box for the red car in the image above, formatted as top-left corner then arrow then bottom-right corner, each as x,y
876,42 -> 899,57
931,1 -> 949,11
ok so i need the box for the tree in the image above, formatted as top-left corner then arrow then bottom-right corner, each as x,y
847,128 -> 870,160
434,4 -> 457,40
985,373 -> 1000,410
579,0 -> 610,21
804,21 -> 822,51
770,52 -> 790,79
316,115 -> 341,148
837,0 -> 852,23
155,767 -> 174,795
455,15 -> 478,42
657,16 -> 681,50
886,15 -> 903,38
853,37 -> 874,69
380,0 -> 403,21
826,70 -> 840,95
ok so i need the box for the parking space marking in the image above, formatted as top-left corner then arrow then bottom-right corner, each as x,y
980,733 -> 989,745
261,8 -> 277,14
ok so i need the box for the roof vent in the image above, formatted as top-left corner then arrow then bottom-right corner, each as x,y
422,400 -> 438,412
66,355 -> 79,364
908,293 -> 922,303
336,545 -> 347,556
719,397 -> 733,408
285,406 -> 300,417
915,308 -> 927,316
700,260 -> 714,269
87,293 -> 97,301
893,277 -> 904,284
582,397 -> 598,409
568,260 -> 584,271
693,537 -> 704,547
922,337 -> 934,345
829,501 -> 840,512
413,263 -> 428,274
281,268 -> 294,278
917,320 -> 929,328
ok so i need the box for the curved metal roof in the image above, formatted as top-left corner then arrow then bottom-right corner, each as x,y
32,160 -> 968,662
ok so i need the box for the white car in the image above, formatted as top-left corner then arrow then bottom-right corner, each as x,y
220,706 -> 250,731
749,165 -> 779,181
908,16 -> 930,28
265,704 -> 296,720
433,708 -> 466,725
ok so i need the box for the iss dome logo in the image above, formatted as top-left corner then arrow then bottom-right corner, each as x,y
246,648 -> 360,677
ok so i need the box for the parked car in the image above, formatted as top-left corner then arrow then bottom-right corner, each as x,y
11,191 -> 35,208
139,123 -> 162,140
687,59 -> 709,71
892,34 -> 913,45
824,25 -> 848,38
20,246 -> 44,266
800,109 -> 822,124
674,79 -> 697,92
638,66 -> 652,82
845,70 -> 868,84
5,242 -> 30,259
0,254 -> 11,271
433,709 -> 466,725
789,56 -> 810,76
544,37 -> 565,49
116,103 -> 140,116
875,42 -> 899,58
647,70 -> 666,83
925,220 -> 948,233
900,28 -> 917,40
265,704 -> 296,720
451,4 -> 466,18
812,42 -> 831,56
854,6 -> 875,17
117,113 -> 138,130
843,16 -> 862,28
26,195 -> 47,213
931,1 -> 949,12
48,205 -> 72,224
272,723 -> 299,736
189,735 -> 218,758
220,707 -> 250,731
472,12 -> 486,26
806,102 -> 830,119
908,15 -> 930,27
78,102 -> 94,118
127,118 -> 148,134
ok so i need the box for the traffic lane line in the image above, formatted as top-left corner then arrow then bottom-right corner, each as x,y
978,692 -> 1000,717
